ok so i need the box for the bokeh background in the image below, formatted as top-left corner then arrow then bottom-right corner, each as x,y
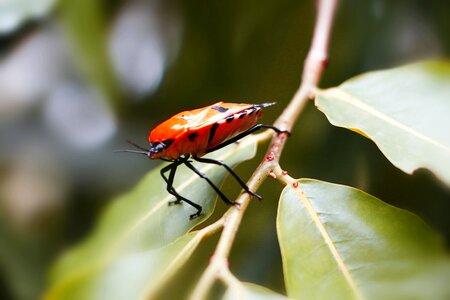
0,0 -> 449,299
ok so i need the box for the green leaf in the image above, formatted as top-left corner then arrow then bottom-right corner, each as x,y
0,0 -> 55,33
58,0 -> 121,111
0,215 -> 49,300
277,179 -> 450,300
223,282 -> 290,300
45,138 -> 258,300
316,61 -> 450,186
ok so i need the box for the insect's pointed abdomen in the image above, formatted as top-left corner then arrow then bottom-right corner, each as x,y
254,102 -> 276,108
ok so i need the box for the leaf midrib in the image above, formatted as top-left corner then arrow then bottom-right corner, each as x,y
48,138 -> 256,297
138,231 -> 204,300
293,184 -> 364,300
319,88 -> 450,153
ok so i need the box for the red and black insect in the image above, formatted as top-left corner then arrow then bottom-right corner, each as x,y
121,102 -> 286,219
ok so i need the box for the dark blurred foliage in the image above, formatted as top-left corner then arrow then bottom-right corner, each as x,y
0,0 -> 449,299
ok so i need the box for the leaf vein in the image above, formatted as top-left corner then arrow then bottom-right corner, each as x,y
293,185 -> 364,300
47,138 -> 256,297
322,88 -> 450,153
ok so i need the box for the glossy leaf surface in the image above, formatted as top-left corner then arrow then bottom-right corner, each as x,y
277,179 -> 450,300
46,138 -> 257,300
316,61 -> 450,185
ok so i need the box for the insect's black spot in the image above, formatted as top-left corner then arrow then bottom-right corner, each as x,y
208,123 -> 219,144
188,132 -> 198,141
163,139 -> 174,147
226,116 -> 234,123
211,105 -> 229,113
239,113 -> 246,119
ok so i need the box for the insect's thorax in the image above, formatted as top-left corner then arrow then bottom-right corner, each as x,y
149,102 -> 264,160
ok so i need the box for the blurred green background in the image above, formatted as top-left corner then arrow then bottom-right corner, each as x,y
0,0 -> 449,299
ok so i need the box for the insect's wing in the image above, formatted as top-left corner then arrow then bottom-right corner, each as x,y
187,102 -> 253,130
149,102 -> 255,142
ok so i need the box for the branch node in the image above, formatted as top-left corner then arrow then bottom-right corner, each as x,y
265,151 -> 275,162
268,171 -> 277,179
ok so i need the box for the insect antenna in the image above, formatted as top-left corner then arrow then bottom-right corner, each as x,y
126,140 -> 150,152
114,140 -> 150,156
113,149 -> 149,155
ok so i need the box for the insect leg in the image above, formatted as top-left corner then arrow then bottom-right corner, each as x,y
160,162 -> 179,200
205,124 -> 289,153
193,156 -> 262,201
183,159 -> 239,206
160,162 -> 203,219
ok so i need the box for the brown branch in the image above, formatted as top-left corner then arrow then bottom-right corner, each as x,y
189,1 -> 338,299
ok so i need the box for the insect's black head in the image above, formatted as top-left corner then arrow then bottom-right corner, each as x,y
149,139 -> 174,158
149,142 -> 165,153
115,139 -> 175,160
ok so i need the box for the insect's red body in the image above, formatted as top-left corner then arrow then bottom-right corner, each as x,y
148,102 -> 271,160
121,101 -> 285,219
